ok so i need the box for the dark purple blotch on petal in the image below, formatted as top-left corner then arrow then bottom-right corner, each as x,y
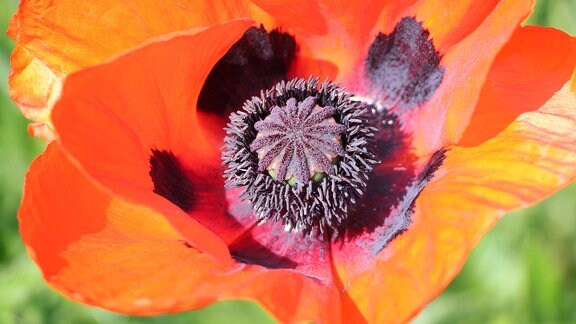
150,151 -> 306,268
198,26 -> 297,117
149,149 -> 197,212
369,148 -> 446,254
337,108 -> 415,236
229,221 -> 332,282
229,226 -> 300,269
366,17 -> 444,110
337,105 -> 446,248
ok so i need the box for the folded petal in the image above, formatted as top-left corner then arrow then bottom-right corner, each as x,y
20,143 -> 340,322
20,143 -> 109,278
371,0 -> 508,53
251,0 -> 391,78
412,0 -> 502,52
9,0 -> 269,75
8,45 -> 62,123
52,21 -> 254,259
345,0 -> 520,89
405,0 -> 533,156
27,121 -> 57,142
460,26 -> 576,146
331,75 -> 576,323
8,0 -> 272,132
229,217 -> 333,283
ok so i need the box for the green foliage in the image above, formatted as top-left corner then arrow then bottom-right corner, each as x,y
1,0 -> 576,323
527,0 -> 576,35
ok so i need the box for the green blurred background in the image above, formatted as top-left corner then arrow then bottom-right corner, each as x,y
1,0 -> 575,323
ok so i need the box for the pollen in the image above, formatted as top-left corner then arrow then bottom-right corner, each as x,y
250,97 -> 346,186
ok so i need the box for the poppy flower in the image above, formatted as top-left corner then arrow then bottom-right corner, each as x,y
9,0 -> 576,322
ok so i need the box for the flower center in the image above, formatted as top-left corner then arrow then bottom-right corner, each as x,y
250,97 -> 346,186
223,78 -> 378,235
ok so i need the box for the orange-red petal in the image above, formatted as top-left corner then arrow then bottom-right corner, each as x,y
331,73 -> 576,322
460,26 -> 576,146
51,22 -> 245,196
252,0 -> 391,79
8,0 -> 273,134
51,21 -> 257,260
346,0 -> 520,91
27,121 -> 57,142
8,44 -> 61,123
21,143 -> 340,322
405,0 -> 533,156
371,0 -> 503,53
413,0 -> 501,53
20,143 -> 108,277
9,0 -> 270,75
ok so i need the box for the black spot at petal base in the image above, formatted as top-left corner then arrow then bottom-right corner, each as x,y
370,148 -> 447,254
198,26 -> 297,118
335,102 -> 447,250
149,149 -> 196,212
229,228 -> 299,269
366,17 -> 445,110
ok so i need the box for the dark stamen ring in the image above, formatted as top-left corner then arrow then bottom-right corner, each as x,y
223,78 -> 379,236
